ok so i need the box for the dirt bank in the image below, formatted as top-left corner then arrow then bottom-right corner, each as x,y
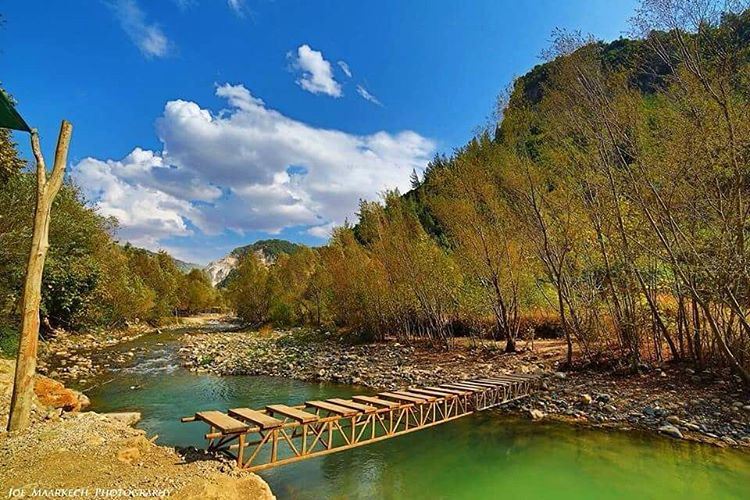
181,328 -> 750,449
0,358 -> 274,499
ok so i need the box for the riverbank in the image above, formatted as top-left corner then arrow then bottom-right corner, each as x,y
180,328 -> 750,449
36,314 -> 239,388
0,358 -> 274,499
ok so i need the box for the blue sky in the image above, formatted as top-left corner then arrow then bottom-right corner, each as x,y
2,0 -> 638,264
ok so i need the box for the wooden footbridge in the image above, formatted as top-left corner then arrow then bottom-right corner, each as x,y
182,374 -> 540,471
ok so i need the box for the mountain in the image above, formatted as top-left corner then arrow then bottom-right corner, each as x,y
125,245 -> 201,274
204,239 -> 303,286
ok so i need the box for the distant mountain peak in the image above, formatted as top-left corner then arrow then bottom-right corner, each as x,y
204,239 -> 302,286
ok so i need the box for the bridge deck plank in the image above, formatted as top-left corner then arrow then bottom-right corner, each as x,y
306,400 -> 359,417
424,386 -> 470,396
266,404 -> 318,423
408,388 -> 456,398
228,408 -> 283,429
195,410 -> 248,434
378,391 -> 426,404
327,398 -> 378,414
352,395 -> 400,408
441,383 -> 485,392
393,390 -> 438,402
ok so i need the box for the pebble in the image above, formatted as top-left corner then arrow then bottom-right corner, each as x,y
658,424 -> 683,439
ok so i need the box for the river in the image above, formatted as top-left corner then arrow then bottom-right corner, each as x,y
82,328 -> 750,499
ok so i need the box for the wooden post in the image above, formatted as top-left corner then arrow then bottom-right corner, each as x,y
7,121 -> 72,432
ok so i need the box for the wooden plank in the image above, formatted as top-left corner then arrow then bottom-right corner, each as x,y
195,411 -> 248,433
424,386 -> 469,396
266,404 -> 318,423
228,408 -> 283,429
352,395 -> 400,408
393,390 -> 437,402
408,388 -> 456,398
475,378 -> 514,386
484,376 -> 523,384
453,381 -> 494,389
378,391 -> 426,404
461,380 -> 500,388
441,383 -> 484,392
306,400 -> 359,417
327,398 -> 377,414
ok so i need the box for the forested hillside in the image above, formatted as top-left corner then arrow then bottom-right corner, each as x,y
226,2 -> 750,381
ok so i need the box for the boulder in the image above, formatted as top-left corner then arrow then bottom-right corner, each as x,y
579,394 -> 593,405
34,376 -> 89,412
102,412 -> 142,427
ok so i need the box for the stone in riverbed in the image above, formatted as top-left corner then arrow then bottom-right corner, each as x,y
579,394 -> 592,405
528,409 -> 546,420
658,424 -> 683,439
666,415 -> 681,425
102,412 -> 142,426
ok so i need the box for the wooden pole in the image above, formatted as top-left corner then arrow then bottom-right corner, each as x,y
7,120 -> 72,432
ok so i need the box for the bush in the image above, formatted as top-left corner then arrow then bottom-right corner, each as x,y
0,324 -> 18,358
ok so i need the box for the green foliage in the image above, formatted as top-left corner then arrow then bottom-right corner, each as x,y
0,324 -> 18,358
232,239 -> 302,259
0,172 -> 220,333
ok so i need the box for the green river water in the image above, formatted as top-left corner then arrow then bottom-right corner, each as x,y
83,330 -> 750,500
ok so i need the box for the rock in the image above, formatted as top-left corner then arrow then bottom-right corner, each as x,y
721,436 -> 738,446
102,412 -> 142,427
666,415 -> 681,425
554,372 -> 567,379
117,447 -> 141,464
658,424 -> 683,439
34,375 -> 89,412
178,474 -> 274,500
45,409 -> 61,421
595,393 -> 611,403
579,394 -> 592,405
528,408 -> 546,420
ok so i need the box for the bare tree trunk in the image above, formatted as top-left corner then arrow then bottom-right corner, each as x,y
7,121 -> 72,432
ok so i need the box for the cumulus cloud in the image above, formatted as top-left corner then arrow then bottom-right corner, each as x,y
356,84 -> 382,106
290,45 -> 342,97
337,60 -> 352,78
109,0 -> 170,58
72,84 -> 434,255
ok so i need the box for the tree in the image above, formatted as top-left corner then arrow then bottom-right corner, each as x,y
8,120 -> 72,431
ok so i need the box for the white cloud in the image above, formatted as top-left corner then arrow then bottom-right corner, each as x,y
291,45 -> 342,97
109,0 -> 170,58
227,0 -> 247,17
307,221 -> 337,238
337,60 -> 352,78
356,84 -> 382,106
72,83 -> 434,253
